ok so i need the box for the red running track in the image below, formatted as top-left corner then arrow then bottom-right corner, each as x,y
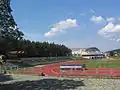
13,60 -> 120,77
41,60 -> 120,77
41,60 -> 88,76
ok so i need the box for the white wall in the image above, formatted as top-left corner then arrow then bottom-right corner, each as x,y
72,48 -> 104,59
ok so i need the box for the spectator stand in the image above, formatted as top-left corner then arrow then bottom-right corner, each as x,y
59,64 -> 86,78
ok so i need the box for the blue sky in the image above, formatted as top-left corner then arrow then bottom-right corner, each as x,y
11,0 -> 120,51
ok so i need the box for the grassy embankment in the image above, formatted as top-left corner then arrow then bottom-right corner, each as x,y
7,57 -> 79,70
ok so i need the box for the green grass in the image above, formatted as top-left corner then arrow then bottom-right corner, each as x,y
80,60 -> 120,68
110,56 -> 120,59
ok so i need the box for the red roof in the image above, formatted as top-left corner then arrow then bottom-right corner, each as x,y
8,51 -> 25,54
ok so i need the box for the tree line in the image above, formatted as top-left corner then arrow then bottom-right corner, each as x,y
0,0 -> 72,58
0,39 -> 72,57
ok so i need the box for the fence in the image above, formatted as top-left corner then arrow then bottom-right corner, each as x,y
60,68 -> 120,79
6,66 -> 42,76
60,73 -> 120,79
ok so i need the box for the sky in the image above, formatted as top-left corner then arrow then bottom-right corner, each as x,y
11,0 -> 120,51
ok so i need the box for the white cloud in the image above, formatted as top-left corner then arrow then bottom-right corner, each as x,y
44,19 -> 79,38
98,23 -> 120,42
91,15 -> 120,24
106,17 -> 116,22
91,15 -> 105,23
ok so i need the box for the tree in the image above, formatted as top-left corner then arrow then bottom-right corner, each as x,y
17,40 -> 72,57
0,0 -> 24,52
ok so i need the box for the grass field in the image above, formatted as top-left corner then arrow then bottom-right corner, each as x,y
80,60 -> 120,68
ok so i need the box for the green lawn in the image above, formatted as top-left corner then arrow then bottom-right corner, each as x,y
110,56 -> 120,59
80,60 -> 120,68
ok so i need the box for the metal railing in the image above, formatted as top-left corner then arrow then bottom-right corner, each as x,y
60,68 -> 120,79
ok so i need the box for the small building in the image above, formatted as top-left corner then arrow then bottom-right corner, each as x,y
7,50 -> 26,59
104,52 -> 110,57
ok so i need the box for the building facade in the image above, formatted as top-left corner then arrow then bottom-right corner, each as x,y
72,47 -> 105,59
